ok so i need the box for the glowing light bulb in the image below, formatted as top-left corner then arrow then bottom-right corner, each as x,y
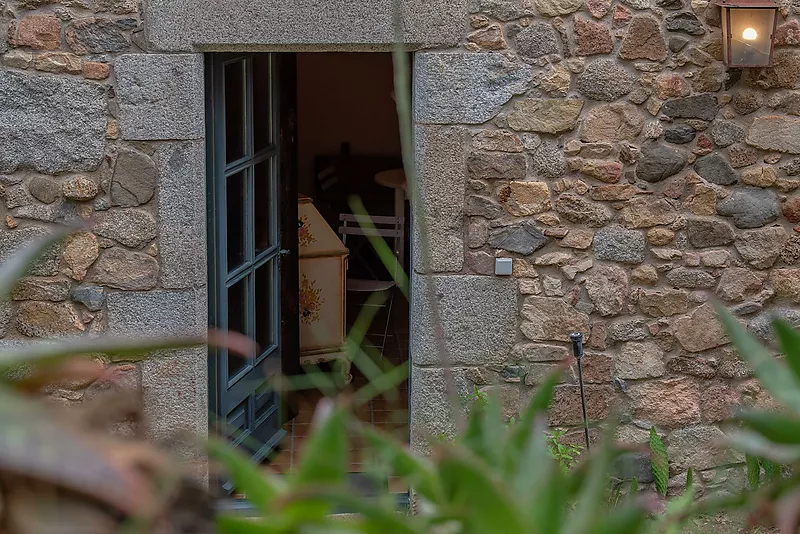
742,27 -> 758,40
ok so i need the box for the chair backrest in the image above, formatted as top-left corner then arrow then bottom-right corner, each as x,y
338,213 -> 404,244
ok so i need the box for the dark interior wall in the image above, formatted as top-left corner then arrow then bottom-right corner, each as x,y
295,52 -> 401,196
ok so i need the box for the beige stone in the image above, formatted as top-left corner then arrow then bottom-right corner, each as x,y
15,301 -> 85,338
537,64 -> 572,96
590,184 -> 638,201
647,228 -> 675,246
770,268 -> 800,303
496,181 -> 551,216
575,159 -> 622,183
614,341 -> 665,379
585,264 -> 628,317
548,384 -> 614,426
63,232 -> 99,282
735,226 -> 788,270
639,288 -> 689,316
91,247 -> 160,291
620,197 -> 678,229
699,249 -> 730,267
35,52 -> 82,74
3,50 -> 33,69
717,267 -> 764,302
740,166 -> 778,188
684,182 -> 717,215
471,130 -> 523,152
579,102 -> 644,142
520,296 -> 590,343
747,115 -> 800,154
559,229 -> 594,249
535,0 -> 584,16
628,377 -> 701,427
673,304 -> 728,353
467,24 -> 507,50
508,99 -> 584,134
632,264 -> 659,285
653,72 -> 691,100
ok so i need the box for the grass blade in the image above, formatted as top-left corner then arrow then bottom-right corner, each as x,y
0,229 -> 71,301
207,438 -> 284,514
738,410 -> 800,445
715,304 -> 800,413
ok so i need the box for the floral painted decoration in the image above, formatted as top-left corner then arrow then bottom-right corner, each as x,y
299,274 -> 324,325
298,215 -> 316,247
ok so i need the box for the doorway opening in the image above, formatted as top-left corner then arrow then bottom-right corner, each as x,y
206,51 -> 411,491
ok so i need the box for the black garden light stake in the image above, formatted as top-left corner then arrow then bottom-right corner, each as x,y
570,332 -> 591,451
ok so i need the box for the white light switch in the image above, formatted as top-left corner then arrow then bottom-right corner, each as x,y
495,257 -> 513,276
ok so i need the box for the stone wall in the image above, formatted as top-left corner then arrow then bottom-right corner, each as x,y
410,0 -> 800,487
3,0 -> 800,490
0,0 -> 207,466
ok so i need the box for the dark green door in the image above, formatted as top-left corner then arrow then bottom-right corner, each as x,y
207,53 -> 299,478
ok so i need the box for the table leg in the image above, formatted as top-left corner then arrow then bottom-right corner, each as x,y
395,188 -> 405,269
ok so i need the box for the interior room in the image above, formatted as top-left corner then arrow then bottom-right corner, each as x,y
270,52 -> 411,479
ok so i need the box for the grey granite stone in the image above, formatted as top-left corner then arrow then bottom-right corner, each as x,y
146,0 -> 470,52
155,141 -> 207,289
0,226 -> 61,276
106,290 -> 206,338
0,71 -> 105,174
414,52 -> 530,124
593,226 -> 646,264
576,59 -> 636,102
661,94 -> 718,121
413,126 -> 466,274
141,348 -> 208,462
411,275 -> 517,366
717,188 -> 780,229
70,285 -> 106,311
410,366 -> 472,454
115,54 -> 205,140
694,153 -> 738,185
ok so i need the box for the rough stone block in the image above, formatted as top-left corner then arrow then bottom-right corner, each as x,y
409,366 -> 472,454
141,348 -> 208,461
106,290 -> 207,338
146,0 -> 469,52
414,52 -> 530,124
115,54 -> 205,140
411,275 -> 517,366
412,125 -> 466,274
155,141 -> 207,289
0,71 -> 106,174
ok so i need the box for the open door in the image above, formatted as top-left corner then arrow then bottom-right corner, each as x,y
207,53 -> 299,481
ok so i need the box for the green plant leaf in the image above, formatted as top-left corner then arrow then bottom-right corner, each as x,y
462,387 -> 504,469
630,477 -> 639,496
738,411 -> 800,445
0,336 -> 204,372
726,430 -> 800,464
774,320 -> 800,382
516,416 -> 566,533
715,304 -> 800,413
360,425 -> 443,503
746,454 -> 761,490
588,505 -> 648,534
216,515 -> 281,534
207,438 -> 284,514
762,458 -> 782,482
285,401 -> 348,520
0,229 -> 71,302
437,448 -> 529,534
504,369 -> 561,474
562,431 -> 618,534
650,427 -> 669,497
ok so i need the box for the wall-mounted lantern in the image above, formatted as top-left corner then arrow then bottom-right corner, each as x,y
718,0 -> 779,67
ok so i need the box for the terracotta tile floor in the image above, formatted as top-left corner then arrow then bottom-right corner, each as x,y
267,290 -> 409,483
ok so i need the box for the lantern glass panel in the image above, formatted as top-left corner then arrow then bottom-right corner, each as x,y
724,7 -> 776,66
